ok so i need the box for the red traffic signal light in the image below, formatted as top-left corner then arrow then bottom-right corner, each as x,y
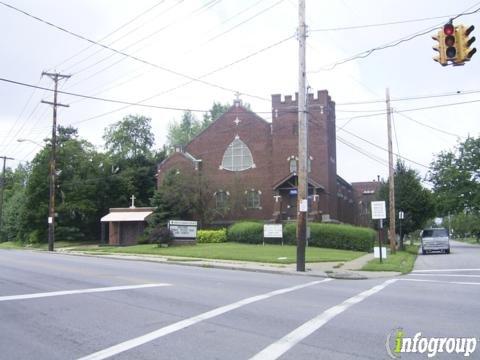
443,23 -> 454,36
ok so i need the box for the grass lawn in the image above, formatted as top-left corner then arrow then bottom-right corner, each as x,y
361,245 -> 419,274
70,242 -> 366,264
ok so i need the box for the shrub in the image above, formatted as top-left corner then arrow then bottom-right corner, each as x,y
197,229 -> 227,243
227,222 -> 264,244
283,223 -> 375,252
141,225 -> 173,246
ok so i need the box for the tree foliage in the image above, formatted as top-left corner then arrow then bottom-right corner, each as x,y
450,212 -> 480,240
379,161 -> 435,247
428,136 -> 480,214
0,119 -> 164,244
167,102 -> 230,146
149,169 -> 214,229
103,115 -> 155,159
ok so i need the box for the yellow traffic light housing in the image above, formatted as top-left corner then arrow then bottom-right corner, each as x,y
432,30 -> 447,66
455,25 -> 476,64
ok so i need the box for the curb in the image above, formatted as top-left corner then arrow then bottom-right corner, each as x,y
56,250 -> 333,278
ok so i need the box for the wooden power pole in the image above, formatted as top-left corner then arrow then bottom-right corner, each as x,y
0,156 -> 14,235
386,88 -> 396,254
41,72 -> 70,252
296,0 -> 307,272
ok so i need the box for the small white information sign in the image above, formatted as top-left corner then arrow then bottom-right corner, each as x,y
374,246 -> 387,259
48,217 -> 53,224
371,201 -> 387,220
263,224 -> 283,238
168,220 -> 197,239
299,199 -> 308,212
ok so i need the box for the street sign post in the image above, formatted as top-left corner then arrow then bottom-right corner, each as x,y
371,201 -> 387,263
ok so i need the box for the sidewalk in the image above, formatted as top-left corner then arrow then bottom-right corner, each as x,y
59,249 -> 401,280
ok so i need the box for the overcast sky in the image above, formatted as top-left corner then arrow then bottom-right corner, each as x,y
1,0 -> 479,185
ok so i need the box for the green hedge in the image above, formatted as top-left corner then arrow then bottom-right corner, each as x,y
284,223 -> 375,252
197,229 -> 227,243
227,221 -> 374,251
227,222 -> 264,244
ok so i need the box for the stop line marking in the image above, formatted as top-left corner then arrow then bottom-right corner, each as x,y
0,283 -> 171,302
400,278 -> 480,286
412,268 -> 480,273
408,273 -> 480,278
78,279 -> 333,360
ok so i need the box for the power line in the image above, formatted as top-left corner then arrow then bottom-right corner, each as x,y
52,0 -> 171,72
310,13 -> 458,32
337,136 -> 389,167
338,126 -> 431,169
185,0 -> 286,54
62,35 -> 294,126
0,1 -> 269,102
336,88 -> 480,106
394,110 -> 465,139
66,0 -> 217,76
309,4 -> 480,72
0,77 -> 210,113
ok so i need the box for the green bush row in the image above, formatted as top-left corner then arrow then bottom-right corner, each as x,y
227,222 -> 264,244
197,229 -> 227,243
284,223 -> 375,252
226,221 -> 375,252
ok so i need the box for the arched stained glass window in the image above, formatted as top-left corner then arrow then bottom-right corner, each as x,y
221,137 -> 254,171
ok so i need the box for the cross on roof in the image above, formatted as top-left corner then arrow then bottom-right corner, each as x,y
130,195 -> 136,209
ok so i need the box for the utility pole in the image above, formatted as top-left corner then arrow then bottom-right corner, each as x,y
386,88 -> 396,254
296,0 -> 307,272
41,72 -> 70,252
0,156 -> 14,236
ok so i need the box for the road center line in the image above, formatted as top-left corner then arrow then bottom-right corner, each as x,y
0,283 -> 171,302
412,268 -> 480,273
249,279 -> 398,360
399,278 -> 480,286
78,279 -> 333,360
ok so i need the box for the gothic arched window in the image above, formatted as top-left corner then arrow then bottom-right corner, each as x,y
221,137 -> 254,171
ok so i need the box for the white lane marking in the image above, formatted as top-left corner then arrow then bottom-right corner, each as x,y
0,284 -> 171,302
399,278 -> 480,286
78,279 -> 333,360
409,273 -> 480,278
249,279 -> 398,360
412,268 -> 480,273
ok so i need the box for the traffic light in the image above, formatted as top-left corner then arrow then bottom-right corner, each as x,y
432,24 -> 456,66
432,29 -> 447,66
443,23 -> 457,60
455,25 -> 477,64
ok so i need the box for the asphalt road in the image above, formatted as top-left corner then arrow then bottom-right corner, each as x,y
0,241 -> 479,360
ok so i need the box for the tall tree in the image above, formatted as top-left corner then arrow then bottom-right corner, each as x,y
103,115 -> 162,207
167,102 -> 230,146
379,160 -> 435,249
428,136 -> 480,214
0,163 -> 30,242
103,115 -> 155,159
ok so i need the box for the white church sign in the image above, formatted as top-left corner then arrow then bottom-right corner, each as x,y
168,220 -> 198,239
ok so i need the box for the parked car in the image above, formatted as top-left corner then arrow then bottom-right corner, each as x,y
421,228 -> 450,255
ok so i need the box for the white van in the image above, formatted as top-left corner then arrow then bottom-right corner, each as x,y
421,228 -> 450,255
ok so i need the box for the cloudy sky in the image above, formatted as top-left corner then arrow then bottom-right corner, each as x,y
1,0 -> 479,184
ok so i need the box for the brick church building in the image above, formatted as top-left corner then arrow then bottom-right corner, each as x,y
156,90 -> 379,226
